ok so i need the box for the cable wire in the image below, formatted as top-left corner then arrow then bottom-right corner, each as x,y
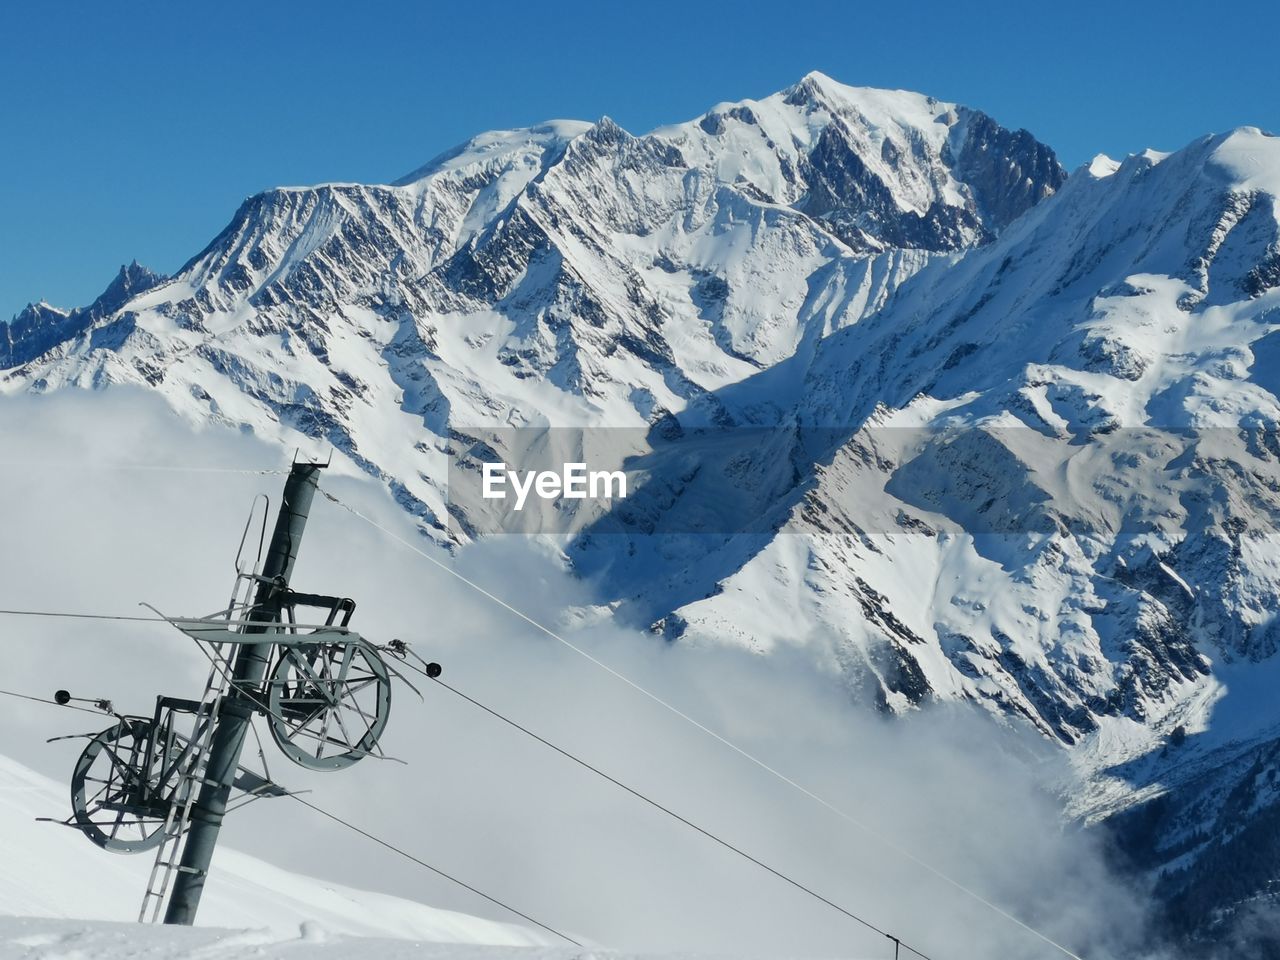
0,607 -> 354,634
320,490 -> 1086,960
0,688 -> 104,716
432,676 -> 932,959
0,608 -> 168,624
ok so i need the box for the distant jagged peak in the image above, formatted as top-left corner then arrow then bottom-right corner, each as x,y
98,259 -> 165,300
80,260 -> 168,320
11,300 -> 70,323
582,115 -> 628,144
6,262 -> 163,328
1,261 -> 167,370
120,258 -> 158,279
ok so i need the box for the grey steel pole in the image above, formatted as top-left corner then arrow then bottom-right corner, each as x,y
164,461 -> 323,925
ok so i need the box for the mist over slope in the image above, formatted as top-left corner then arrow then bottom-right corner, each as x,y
2,73 -> 1280,952
0,391 -> 1160,960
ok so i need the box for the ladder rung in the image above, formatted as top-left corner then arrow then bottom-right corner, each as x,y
138,659 -> 229,923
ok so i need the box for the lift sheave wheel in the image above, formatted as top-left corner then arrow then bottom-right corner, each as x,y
266,639 -> 391,770
70,718 -> 180,854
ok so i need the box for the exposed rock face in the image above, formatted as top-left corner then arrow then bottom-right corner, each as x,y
0,261 -> 165,368
949,109 -> 1065,231
0,73 -> 1065,526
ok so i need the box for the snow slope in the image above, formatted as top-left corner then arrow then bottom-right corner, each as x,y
0,754 -> 556,946
0,916 -> 602,960
0,918 -> 547,960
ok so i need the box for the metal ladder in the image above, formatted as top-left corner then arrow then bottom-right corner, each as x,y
138,656 -> 235,923
140,498 -> 272,922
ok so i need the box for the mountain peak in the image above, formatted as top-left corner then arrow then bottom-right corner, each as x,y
11,300 -> 69,323
1087,153 -> 1121,178
0,262 -> 165,370
780,72 -> 951,127
784,70 -> 851,105
87,261 -> 166,320
589,115 -> 624,134
393,120 -> 592,186
2,74 -> 1069,382
1205,125 -> 1280,193
784,70 -> 834,103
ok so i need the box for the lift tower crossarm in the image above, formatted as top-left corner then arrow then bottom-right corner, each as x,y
163,461 -> 323,925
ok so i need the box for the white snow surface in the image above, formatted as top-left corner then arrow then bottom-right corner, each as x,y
0,916 -> 573,960
0,754 -> 555,947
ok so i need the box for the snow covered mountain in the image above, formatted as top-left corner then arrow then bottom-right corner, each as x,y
0,72 -> 1062,528
622,128 -> 1280,723
3,72 -> 1279,950
588,125 -> 1280,949
1,262 -> 165,369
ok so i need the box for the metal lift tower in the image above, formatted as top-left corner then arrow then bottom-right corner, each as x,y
164,460 -> 319,923
50,459 -> 439,926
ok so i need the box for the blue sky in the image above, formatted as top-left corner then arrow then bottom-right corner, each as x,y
2,0 -> 1277,320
